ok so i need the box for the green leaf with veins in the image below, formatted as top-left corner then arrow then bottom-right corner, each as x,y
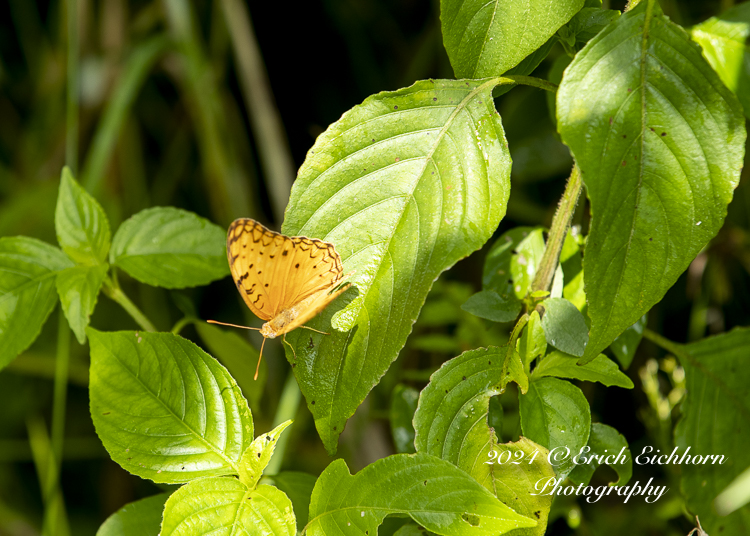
675,328 -> 750,534
441,0 -> 585,78
55,167 -> 111,265
282,78 -> 513,454
56,264 -> 107,344
88,329 -> 253,483
238,420 -> 292,489
520,377 -> 591,479
532,350 -> 633,388
557,1 -> 746,364
110,207 -> 228,289
414,347 -> 553,535
306,453 -> 536,536
160,478 -> 295,536
0,237 -> 73,370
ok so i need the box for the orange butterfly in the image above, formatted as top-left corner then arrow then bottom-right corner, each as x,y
209,218 -> 351,379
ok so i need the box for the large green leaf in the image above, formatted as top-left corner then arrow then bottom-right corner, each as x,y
160,478 -> 295,536
691,2 -> 750,118
55,167 -> 111,265
96,493 -> 171,536
282,78 -> 513,453
306,453 -> 536,536
519,377 -> 590,479
194,321 -> 265,415
413,347 -> 552,536
88,329 -> 253,483
0,237 -> 73,370
441,0 -> 584,78
110,207 -> 229,289
674,328 -> 750,534
557,1 -> 746,363
56,264 -> 107,344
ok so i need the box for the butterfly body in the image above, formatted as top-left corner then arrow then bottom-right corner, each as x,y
217,218 -> 351,378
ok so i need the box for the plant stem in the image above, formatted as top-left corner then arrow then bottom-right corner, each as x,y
642,329 -> 687,359
65,0 -> 78,172
220,0 -> 294,223
531,164 -> 583,293
103,276 -> 157,332
500,74 -> 558,93
265,372 -> 301,475
171,316 -> 194,335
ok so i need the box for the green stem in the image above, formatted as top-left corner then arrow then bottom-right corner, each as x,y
500,74 -> 558,93
531,164 -> 583,293
51,311 -> 70,473
642,329 -> 687,360
265,372 -> 301,475
65,0 -> 78,171
103,276 -> 157,332
171,316 -> 194,335
220,0 -> 294,222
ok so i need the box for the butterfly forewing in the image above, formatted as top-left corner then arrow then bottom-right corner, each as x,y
227,219 -> 344,320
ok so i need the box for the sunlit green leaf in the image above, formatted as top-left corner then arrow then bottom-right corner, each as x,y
675,328 -> 750,534
414,347 -> 552,535
610,314 -> 646,369
691,2 -> 750,118
461,289 -> 521,323
520,377 -> 590,479
532,350 -> 633,388
307,454 -> 536,536
56,264 -> 107,344
194,321 -> 264,415
55,167 -> 111,265
441,0 -> 584,78
110,207 -> 229,289
88,329 -> 253,483
540,298 -> 588,357
96,493 -> 170,536
282,78 -> 513,454
558,2 -> 746,363
160,478 -> 295,536
238,421 -> 293,489
390,384 -> 419,453
0,237 -> 73,370
568,423 -> 632,486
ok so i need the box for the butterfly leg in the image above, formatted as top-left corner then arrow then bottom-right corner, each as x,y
299,325 -> 329,336
282,334 -> 298,360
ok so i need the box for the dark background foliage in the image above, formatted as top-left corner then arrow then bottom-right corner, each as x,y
0,0 -> 748,534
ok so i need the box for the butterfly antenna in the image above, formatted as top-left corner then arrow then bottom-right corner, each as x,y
207,319 -> 261,331
299,325 -> 329,335
254,337 -> 266,381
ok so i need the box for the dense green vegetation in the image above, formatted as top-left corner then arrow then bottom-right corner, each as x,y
1,1 -> 749,535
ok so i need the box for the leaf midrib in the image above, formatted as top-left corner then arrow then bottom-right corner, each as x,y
317,79 -> 500,432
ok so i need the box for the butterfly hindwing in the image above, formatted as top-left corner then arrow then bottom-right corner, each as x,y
227,219 -> 344,320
